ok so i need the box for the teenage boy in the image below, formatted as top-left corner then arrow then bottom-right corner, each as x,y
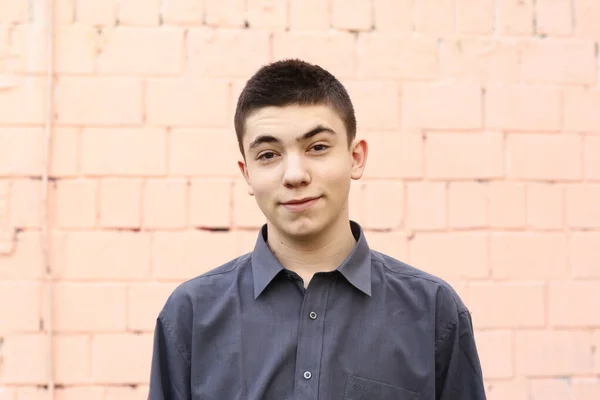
149,59 -> 487,399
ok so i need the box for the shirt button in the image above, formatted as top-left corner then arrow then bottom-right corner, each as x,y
309,311 -> 317,320
303,371 -> 312,380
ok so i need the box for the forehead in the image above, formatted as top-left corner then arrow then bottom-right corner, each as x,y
243,104 -> 346,143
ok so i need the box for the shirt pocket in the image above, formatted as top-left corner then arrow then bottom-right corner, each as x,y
344,375 -> 419,400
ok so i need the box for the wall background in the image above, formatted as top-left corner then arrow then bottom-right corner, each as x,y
1,0 -> 599,399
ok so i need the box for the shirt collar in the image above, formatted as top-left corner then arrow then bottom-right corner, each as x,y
251,220 -> 372,299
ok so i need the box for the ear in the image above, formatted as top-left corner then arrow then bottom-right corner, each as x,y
350,138 -> 368,180
237,159 -> 254,196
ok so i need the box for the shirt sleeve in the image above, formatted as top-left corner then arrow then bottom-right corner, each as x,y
435,310 -> 487,400
148,313 -> 192,400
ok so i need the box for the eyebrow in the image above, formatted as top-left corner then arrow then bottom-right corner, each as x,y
248,125 -> 336,151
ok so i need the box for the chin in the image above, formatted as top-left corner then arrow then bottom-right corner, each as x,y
275,216 -> 327,240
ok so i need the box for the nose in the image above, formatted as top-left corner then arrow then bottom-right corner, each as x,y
282,153 -> 310,188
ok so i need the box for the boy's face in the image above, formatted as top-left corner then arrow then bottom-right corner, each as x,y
238,104 -> 367,240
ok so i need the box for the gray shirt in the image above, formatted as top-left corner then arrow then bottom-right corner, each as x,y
149,221 -> 487,399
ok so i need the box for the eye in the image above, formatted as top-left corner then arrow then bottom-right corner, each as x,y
257,151 -> 277,161
310,144 -> 330,152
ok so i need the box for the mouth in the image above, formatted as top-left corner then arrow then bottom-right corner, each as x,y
280,196 -> 322,212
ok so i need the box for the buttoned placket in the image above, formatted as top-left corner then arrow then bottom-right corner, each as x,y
292,273 -> 335,399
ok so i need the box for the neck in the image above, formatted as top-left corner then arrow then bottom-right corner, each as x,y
266,217 -> 357,280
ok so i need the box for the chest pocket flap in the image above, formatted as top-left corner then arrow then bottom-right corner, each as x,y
344,375 -> 419,400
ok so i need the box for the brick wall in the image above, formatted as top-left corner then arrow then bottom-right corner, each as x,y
1,0 -> 599,399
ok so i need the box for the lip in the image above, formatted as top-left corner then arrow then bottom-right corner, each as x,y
280,196 -> 321,212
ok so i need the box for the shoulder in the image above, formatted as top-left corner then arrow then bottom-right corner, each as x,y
370,249 -> 468,317
158,252 -> 252,325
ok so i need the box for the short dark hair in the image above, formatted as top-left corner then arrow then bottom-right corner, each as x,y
234,59 -> 357,156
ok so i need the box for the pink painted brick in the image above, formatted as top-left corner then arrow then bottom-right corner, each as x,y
247,0 -> 288,29
0,78 -> 45,125
75,0 -> 118,25
189,178 -> 232,228
575,0 -> 600,39
366,231 -> 408,261
143,179 -> 188,229
97,27 -> 184,75
406,182 -> 446,231
9,179 -> 41,229
187,28 -> 270,77
362,181 -> 404,230
153,231 -> 239,280
491,232 -> 569,279
54,335 -> 91,384
99,179 -> 143,229
474,330 -> 513,379
457,0 -> 495,34
0,232 -> 45,280
549,282 -> 600,327
105,386 -> 149,400
526,183 -> 564,230
128,283 -> 179,331
356,35 -> 438,79
348,180 -> 363,224
515,330 -> 593,376
232,179 -> 266,229
570,232 -> 600,278
118,0 -> 161,25
584,135 -> 600,181
0,0 -> 29,23
373,0 -> 413,32
486,380 -> 529,400
519,39 -> 596,84
169,129 -> 239,176
55,387 -> 104,400
0,388 -> 16,400
332,0 -> 372,31
161,0 -> 204,24
53,25 -> 97,74
563,89 -> 600,132
362,132 -> 423,179
54,283 -> 127,332
574,380 -> 600,400
0,282 -> 41,333
448,182 -> 487,229
409,232 -> 489,280
61,232 -> 151,280
50,128 -> 79,178
488,182 -> 526,229
146,79 -> 229,126
402,83 -> 482,130
414,0 -> 455,35
485,85 -> 561,131
505,133 -> 582,181
536,0 -> 573,35
91,333 -> 153,384
204,0 -> 245,27
344,81 -> 401,131
468,282 -> 546,328
0,128 -> 44,176
425,132 -> 504,180
289,0 -> 329,29
530,379 -> 571,400
566,185 -> 600,228
55,77 -> 143,125
0,334 -> 47,384
55,179 -> 98,229
439,38 -> 520,84
498,0 -> 534,35
273,31 -> 356,79
81,128 -> 166,176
